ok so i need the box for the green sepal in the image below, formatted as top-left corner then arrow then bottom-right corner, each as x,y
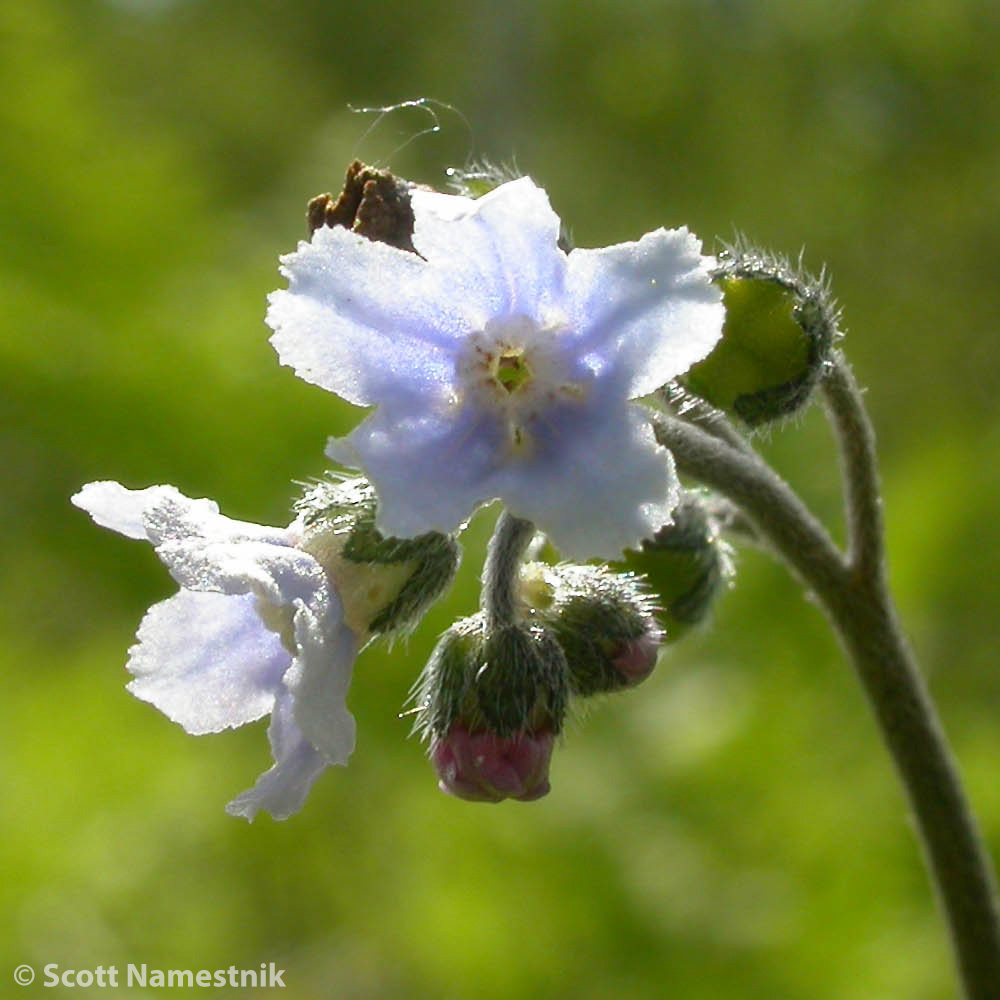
611,494 -> 730,639
295,476 -> 460,638
682,243 -> 839,426
411,614 -> 569,741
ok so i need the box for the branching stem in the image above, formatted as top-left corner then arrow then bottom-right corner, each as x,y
654,410 -> 1000,1000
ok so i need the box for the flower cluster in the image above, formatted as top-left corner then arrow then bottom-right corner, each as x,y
76,162 -> 727,817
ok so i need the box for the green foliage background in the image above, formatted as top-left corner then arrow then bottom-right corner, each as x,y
3,1 -> 1000,996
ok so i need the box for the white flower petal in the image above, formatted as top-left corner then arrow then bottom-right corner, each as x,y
225,693 -> 330,822
282,603 -> 358,766
498,401 -> 678,560
267,226 -> 474,408
327,403 -> 507,539
126,591 -> 290,734
411,177 -> 567,320
156,537 -> 329,611
329,384 -> 674,558
566,227 -> 724,398
72,481 -> 290,548
141,489 -> 290,548
72,482 -> 192,541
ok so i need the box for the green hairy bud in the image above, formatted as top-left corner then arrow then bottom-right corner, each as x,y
523,563 -> 662,696
612,492 -> 732,640
411,613 -> 569,741
294,476 -> 460,638
682,241 -> 839,426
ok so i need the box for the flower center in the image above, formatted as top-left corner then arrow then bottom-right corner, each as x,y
494,350 -> 532,394
454,315 -> 586,458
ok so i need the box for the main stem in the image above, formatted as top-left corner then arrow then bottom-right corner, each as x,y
654,410 -> 1000,999
820,355 -> 1000,996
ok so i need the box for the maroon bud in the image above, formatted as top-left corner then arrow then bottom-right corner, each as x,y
610,632 -> 661,686
431,725 -> 555,803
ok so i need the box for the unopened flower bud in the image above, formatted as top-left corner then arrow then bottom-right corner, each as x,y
431,726 -> 555,803
681,242 -> 838,426
294,476 -> 459,638
523,563 -> 662,695
611,633 -> 661,685
412,614 -> 568,802
612,492 -> 732,640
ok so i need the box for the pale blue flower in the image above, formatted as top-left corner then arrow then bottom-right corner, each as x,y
267,177 -> 724,559
72,481 -> 357,820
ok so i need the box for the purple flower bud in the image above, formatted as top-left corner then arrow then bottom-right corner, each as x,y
431,725 -> 555,803
610,632 -> 661,686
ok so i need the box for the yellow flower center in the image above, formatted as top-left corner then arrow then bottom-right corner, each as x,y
494,349 -> 533,394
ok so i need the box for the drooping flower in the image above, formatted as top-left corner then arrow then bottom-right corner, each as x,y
266,175 -> 724,560
72,478 -> 459,819
73,481 -> 356,820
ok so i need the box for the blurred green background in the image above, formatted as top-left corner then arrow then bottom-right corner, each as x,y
3,0 -> 1000,997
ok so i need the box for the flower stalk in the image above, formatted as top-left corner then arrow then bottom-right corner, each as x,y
820,354 -> 886,585
653,383 -> 1000,1000
481,511 -> 536,629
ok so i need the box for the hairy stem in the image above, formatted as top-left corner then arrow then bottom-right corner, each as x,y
821,353 -> 885,583
653,414 -> 847,594
654,413 -> 1000,999
481,510 -> 535,629
658,382 -> 756,456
